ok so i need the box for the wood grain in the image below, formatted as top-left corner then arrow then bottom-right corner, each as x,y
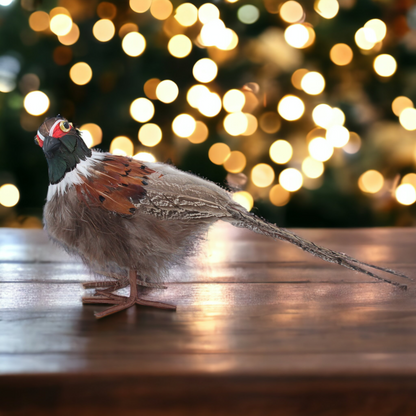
1,225 -> 416,415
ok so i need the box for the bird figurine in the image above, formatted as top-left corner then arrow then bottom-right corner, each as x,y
35,115 -> 410,319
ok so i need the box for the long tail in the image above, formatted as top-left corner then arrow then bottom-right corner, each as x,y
227,205 -> 411,290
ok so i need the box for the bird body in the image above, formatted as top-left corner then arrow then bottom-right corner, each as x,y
36,116 -> 410,318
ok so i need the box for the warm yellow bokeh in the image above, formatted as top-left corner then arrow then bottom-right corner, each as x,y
80,123 -> 103,148
197,92 -> 222,117
374,54 -> 397,77
198,3 -> 220,24
50,14 -> 72,36
138,123 -> 163,147
251,164 -> 275,188
187,84 -> 210,108
58,23 -> 80,45
302,156 -> 324,179
69,62 -> 93,85
0,184 -> 20,207
399,108 -> 416,131
308,137 -> 334,162
133,151 -> 156,162
223,151 -> 246,173
395,184 -> 416,206
24,91 -> 50,116
269,184 -> 290,206
232,191 -> 254,211
156,80 -> 179,103
314,0 -> 339,19
364,19 -> 387,42
269,140 -> 293,164
326,125 -> 349,148
330,43 -> 353,66
209,143 -> 231,165
358,170 -> 384,194
110,136 -> 134,156
130,0 -> 151,13
188,121 -> 209,144
150,0 -> 173,20
130,97 -> 155,122
278,95 -> 304,121
172,114 -> 196,137
193,58 -> 218,83
301,71 -> 325,95
241,114 -> 258,136
284,24 -> 310,48
93,19 -> 115,42
122,32 -> 146,57
260,112 -> 281,134
223,112 -> 248,136
280,1 -> 303,23
174,3 -> 198,26
355,27 -> 376,50
29,11 -> 50,32
168,34 -> 192,58
279,168 -> 303,192
392,96 -> 413,117
223,89 -> 245,113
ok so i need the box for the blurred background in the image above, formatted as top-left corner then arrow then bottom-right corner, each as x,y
0,0 -> 416,229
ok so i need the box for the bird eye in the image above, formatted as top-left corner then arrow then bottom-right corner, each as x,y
60,120 -> 71,132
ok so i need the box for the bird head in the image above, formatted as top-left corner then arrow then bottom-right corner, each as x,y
35,115 -> 92,184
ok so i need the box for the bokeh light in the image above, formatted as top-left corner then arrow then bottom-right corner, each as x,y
119,23 -> 138,38
29,11 -> 49,32
133,151 -> 156,162
223,112 -> 248,136
269,140 -> 293,164
280,1 -> 303,23
232,191 -> 254,211
279,168 -> 303,192
330,43 -> 353,66
50,14 -> 72,36
197,92 -> 222,117
284,24 -> 310,48
302,156 -> 324,178
122,32 -> 146,56
251,163 -> 275,187
198,3 -> 220,24
168,34 -> 192,58
193,58 -> 218,83
80,123 -> 102,148
156,80 -> 179,103
188,121 -> 209,144
269,184 -> 290,206
355,28 -> 376,50
138,123 -> 163,147
144,78 -> 160,100
291,68 -> 309,89
358,170 -> 384,193
172,114 -> 196,137
312,104 -> 345,128
260,112 -> 281,133
130,97 -> 155,122
326,125 -> 349,148
69,62 -> 93,85
242,114 -> 258,136
373,54 -> 397,77
130,0 -> 151,13
97,2 -> 117,20
187,84 -> 210,108
93,19 -> 115,42
223,151 -> 246,173
343,132 -> 361,154
278,95 -> 305,121
209,143 -> 231,165
402,173 -> 416,188
237,5 -> 260,24
308,137 -> 334,161
223,89 -> 245,113
175,3 -> 198,26
23,91 -> 49,116
399,108 -> 416,131
301,71 -> 325,95
58,23 -> 80,45
392,96 -> 413,117
150,0 -> 173,20
395,184 -> 416,206
364,19 -> 387,42
314,0 -> 339,19
0,184 -> 19,207
110,136 -> 134,156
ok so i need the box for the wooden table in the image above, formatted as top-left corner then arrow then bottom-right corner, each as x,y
1,225 -> 416,415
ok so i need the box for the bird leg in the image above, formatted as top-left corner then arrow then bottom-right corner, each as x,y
83,269 -> 176,319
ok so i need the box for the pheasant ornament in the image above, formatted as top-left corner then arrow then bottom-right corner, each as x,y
36,115 -> 409,319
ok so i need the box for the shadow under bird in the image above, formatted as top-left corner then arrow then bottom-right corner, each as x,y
34,115 -> 411,319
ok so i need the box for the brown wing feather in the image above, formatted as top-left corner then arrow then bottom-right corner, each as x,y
75,156 -> 160,216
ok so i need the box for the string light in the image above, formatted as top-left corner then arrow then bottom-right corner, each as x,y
187,84 -> 210,108
314,0 -> 339,19
58,23 -> 80,45
223,112 -> 248,136
188,121 -> 209,144
399,108 -> 416,131
69,62 -> 93,85
269,185 -> 290,206
401,173 -> 416,188
133,151 -> 156,162
278,95 -> 305,121
198,3 -> 220,24
130,0 -> 151,13
150,0 -> 173,20
223,89 -> 245,113
29,11 -> 49,31
251,163 -> 275,187
364,19 -> 387,42
197,92 -> 222,117
284,24 -> 310,48
279,168 -> 303,192
355,28 -> 376,50
0,184 -> 19,207
291,68 -> 309,89
302,156 -> 324,178
395,184 -> 416,205
358,170 -> 384,193
269,140 -> 293,164
80,123 -> 102,148
174,3 -> 198,26
172,114 -> 196,137
241,114 -> 258,136
50,14 -> 72,36
330,43 -> 353,66
110,136 -> 134,156
23,91 -> 49,116
130,97 -> 154,122
308,137 -> 334,162
326,125 -> 349,148
138,123 -> 163,147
